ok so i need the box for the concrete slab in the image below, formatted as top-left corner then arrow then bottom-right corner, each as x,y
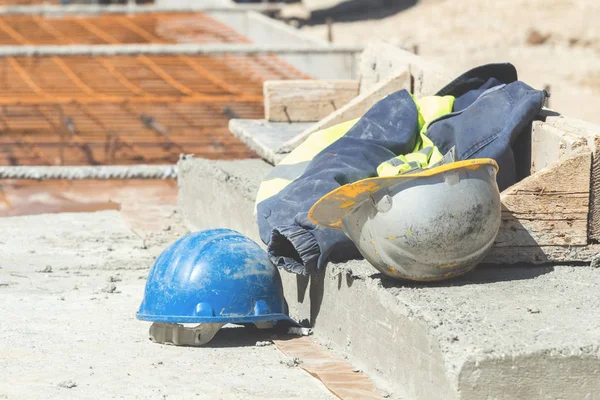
0,210 -> 337,400
178,156 -> 600,400
229,119 -> 313,165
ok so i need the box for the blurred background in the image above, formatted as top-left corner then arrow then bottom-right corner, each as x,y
0,0 -> 595,221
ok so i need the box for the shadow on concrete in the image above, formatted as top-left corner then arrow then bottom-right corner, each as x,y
513,122 -> 533,183
290,173 -> 586,323
376,264 -> 556,290
294,271 -> 327,327
309,271 -> 325,327
292,260 -> 557,328
538,108 -> 562,120
298,0 -> 418,27
202,323 -> 296,348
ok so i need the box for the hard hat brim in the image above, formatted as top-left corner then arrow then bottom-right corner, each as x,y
308,159 -> 499,230
136,311 -> 299,326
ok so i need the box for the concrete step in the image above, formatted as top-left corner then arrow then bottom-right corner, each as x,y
178,156 -> 600,400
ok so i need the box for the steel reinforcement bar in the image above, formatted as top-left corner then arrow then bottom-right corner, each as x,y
0,165 -> 177,180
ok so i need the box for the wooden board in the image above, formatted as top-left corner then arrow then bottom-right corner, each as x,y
486,152 -> 593,263
534,110 -> 600,241
273,336 -> 383,400
264,80 -> 359,123
358,40 -> 451,96
277,67 -> 412,154
272,41 -> 450,156
531,114 -> 595,174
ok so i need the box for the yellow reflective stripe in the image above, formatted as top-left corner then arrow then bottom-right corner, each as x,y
415,95 -> 455,133
406,152 -> 428,165
377,156 -> 407,177
257,118 -> 360,204
279,118 -> 359,166
255,177 -> 291,206
377,150 -> 430,177
428,146 -> 444,165
260,95 -> 455,201
420,134 -> 443,165
377,95 -> 455,177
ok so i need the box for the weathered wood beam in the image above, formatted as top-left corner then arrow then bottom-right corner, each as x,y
263,80 -> 359,123
271,41 -> 448,157
532,111 -> 600,242
532,110 -> 600,173
277,67 -> 411,154
486,152 -> 598,264
358,41 -> 451,96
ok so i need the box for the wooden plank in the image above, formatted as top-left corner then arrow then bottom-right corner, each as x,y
268,42 -> 450,157
277,67 -> 411,154
531,116 -> 593,174
494,217 -> 587,247
358,40 -> 451,96
487,152 -> 592,263
264,80 -> 359,122
534,111 -> 600,241
273,336 -> 383,400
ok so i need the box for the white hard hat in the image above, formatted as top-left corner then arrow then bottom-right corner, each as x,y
309,159 -> 501,281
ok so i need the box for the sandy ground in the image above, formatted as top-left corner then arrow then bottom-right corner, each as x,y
296,0 -> 600,124
0,180 -> 178,231
0,210 -> 337,400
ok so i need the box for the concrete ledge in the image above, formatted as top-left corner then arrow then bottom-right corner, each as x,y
178,156 -> 600,400
177,156 -> 270,242
229,119 -> 312,165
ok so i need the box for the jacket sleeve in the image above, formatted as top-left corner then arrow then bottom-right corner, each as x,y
256,90 -> 420,275
426,81 -> 545,191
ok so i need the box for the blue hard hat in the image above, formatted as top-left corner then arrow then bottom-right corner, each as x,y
137,229 -> 297,326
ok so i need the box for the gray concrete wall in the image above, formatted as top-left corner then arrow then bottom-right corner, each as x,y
206,10 -> 359,79
208,9 -> 325,47
177,156 -> 600,400
177,156 -> 270,244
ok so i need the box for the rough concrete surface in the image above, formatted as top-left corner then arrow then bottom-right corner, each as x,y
178,156 -> 600,400
229,119 -> 313,165
0,210 -> 336,400
177,156 -> 272,243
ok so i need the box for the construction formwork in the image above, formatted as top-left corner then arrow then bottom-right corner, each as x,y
0,4 -> 362,217
0,10 -> 316,166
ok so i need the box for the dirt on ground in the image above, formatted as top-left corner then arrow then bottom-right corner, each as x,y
0,210 -> 338,400
0,180 -> 178,231
294,0 -> 600,124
